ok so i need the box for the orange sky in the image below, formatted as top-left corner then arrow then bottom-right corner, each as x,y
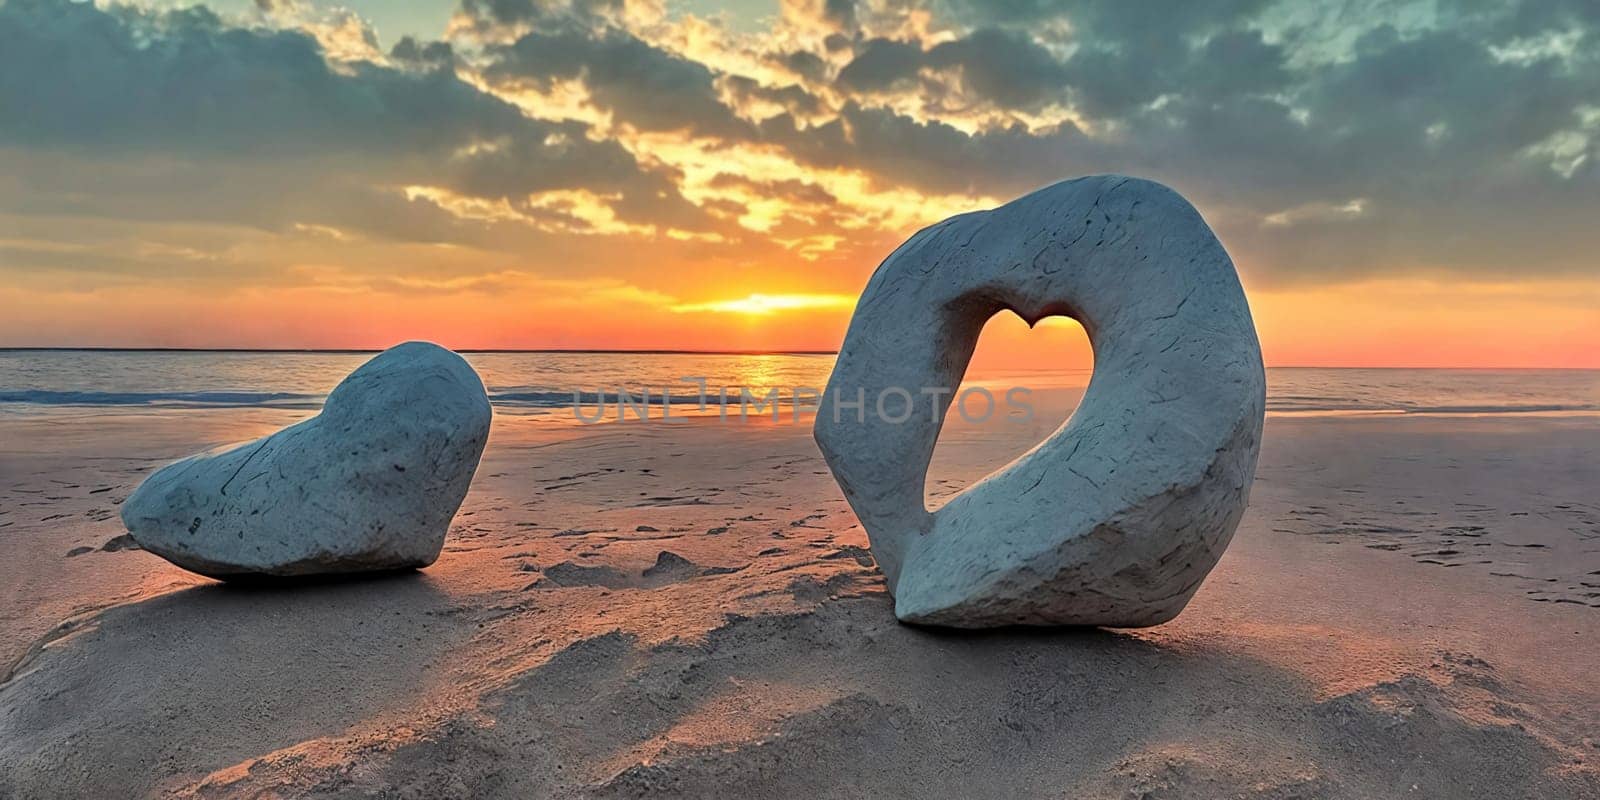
2,274 -> 1594,369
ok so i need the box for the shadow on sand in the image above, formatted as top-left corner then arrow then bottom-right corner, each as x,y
3,580 -> 1589,798
0,567 -> 468,797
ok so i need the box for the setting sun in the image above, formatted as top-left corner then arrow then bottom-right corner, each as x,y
671,292 -> 858,316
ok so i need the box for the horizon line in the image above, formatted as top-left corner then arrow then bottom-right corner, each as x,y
0,347 -> 1595,370
0,346 -> 841,356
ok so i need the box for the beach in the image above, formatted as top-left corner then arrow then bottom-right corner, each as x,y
7,0 -> 1600,795
1,358 -> 1597,798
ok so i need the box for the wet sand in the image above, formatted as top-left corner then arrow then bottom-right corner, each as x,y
1,408 -> 1597,798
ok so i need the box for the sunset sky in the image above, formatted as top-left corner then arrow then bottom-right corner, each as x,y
1,0 -> 1597,366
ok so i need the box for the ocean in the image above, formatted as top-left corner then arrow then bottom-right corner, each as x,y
0,350 -> 1596,421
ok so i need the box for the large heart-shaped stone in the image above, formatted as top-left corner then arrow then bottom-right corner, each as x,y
121,341 -> 492,579
814,175 -> 1265,627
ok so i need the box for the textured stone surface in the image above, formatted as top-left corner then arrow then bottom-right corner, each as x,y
121,342 -> 492,579
814,175 -> 1265,628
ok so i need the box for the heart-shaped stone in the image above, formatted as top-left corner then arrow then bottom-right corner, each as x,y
814,175 -> 1265,627
121,341 -> 492,579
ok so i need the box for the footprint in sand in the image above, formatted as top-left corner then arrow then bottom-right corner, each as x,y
525,551 -> 744,590
821,546 -> 875,567
65,534 -> 140,558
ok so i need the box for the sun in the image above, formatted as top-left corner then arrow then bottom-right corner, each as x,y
670,293 -> 858,316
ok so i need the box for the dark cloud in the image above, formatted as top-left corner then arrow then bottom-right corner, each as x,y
460,0 -> 765,141
4,0 -> 1600,290
782,0 -> 858,35
835,38 -> 923,94
933,0 -> 1270,34
834,28 -> 1070,112
1185,29 -> 1290,98
724,75 -> 827,118
0,147 -> 489,248
484,28 -> 754,139
925,28 -> 1070,110
758,103 -> 1101,197
700,197 -> 749,219
1305,26 -> 1584,165
823,32 -> 853,52
819,0 -> 857,33
772,49 -> 830,83
898,2 -> 1284,117
708,173 -> 838,206
0,0 -> 714,233
0,1 -> 512,156
439,120 -> 697,222
768,0 -> 1600,283
925,0 -> 1068,25
389,36 -> 455,69
453,0 -> 627,32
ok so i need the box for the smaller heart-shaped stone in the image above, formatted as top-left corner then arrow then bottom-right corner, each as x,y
121,342 -> 492,579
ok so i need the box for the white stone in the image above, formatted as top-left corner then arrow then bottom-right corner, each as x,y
814,175 -> 1265,628
121,342 -> 492,579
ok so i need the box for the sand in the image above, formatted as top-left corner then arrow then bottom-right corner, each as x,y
1,405 -> 1597,798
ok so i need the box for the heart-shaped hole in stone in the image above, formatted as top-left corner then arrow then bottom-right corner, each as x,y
813,175 -> 1265,627
924,309 -> 1093,512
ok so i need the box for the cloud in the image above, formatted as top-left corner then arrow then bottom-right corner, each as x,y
389,36 -> 456,68
4,0 -> 1600,306
835,37 -> 924,94
724,75 -> 827,118
758,103 -> 1102,197
451,0 -> 636,35
0,0 -> 713,234
834,28 -> 1071,112
483,27 -> 754,139
923,28 -> 1072,111
770,48 -> 830,83
708,173 -> 838,206
765,0 -> 1600,283
3,2 -> 490,155
781,0 -> 858,36
292,265 -> 680,306
1262,198 -> 1370,228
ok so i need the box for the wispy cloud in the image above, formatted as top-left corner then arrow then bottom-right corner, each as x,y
1262,198 -> 1370,228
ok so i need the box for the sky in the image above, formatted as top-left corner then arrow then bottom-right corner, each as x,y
0,0 -> 1597,366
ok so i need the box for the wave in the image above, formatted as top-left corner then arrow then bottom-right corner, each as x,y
4,389 -> 1592,417
0,390 -> 324,408
1268,401 -> 1600,415
0,388 -> 808,411
491,390 -> 736,408
492,390 -> 817,419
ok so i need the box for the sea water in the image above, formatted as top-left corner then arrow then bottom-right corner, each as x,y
1,350 -> 1596,421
